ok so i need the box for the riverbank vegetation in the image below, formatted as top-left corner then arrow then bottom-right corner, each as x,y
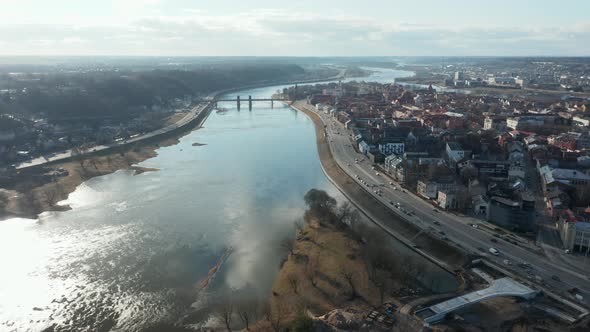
209,189 -> 444,331
0,135 -> 179,219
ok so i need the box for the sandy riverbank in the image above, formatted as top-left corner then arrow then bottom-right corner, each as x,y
0,111 -> 203,220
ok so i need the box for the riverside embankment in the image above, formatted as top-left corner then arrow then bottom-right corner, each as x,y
289,101 -> 467,272
1,71 -> 348,220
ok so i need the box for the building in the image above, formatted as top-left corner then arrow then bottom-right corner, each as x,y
417,180 -> 438,199
454,71 -> 464,81
487,195 -> 536,232
540,166 -> 590,202
460,160 -> 511,180
573,116 -> 590,127
378,142 -> 405,156
557,209 -> 590,253
484,117 -> 495,130
507,115 -> 555,130
438,190 -> 458,210
417,179 -> 456,199
358,141 -> 371,155
446,142 -> 468,163
473,195 -> 489,215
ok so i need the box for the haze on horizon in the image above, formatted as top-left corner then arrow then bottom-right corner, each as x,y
1,0 -> 590,57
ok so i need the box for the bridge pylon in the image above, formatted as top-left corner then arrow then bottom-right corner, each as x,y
237,96 -> 240,111
248,95 -> 252,111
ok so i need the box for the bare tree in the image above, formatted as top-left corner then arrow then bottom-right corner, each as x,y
335,202 -> 358,228
304,253 -> 319,288
287,273 -> 299,294
237,297 -> 258,331
280,237 -> 295,256
213,296 -> 234,332
294,219 -> 305,233
340,268 -> 358,300
374,270 -> 392,305
269,301 -> 286,332
44,184 -> 62,206
304,189 -> 337,215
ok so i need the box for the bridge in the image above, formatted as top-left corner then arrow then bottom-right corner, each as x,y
215,95 -> 288,110
415,277 -> 538,325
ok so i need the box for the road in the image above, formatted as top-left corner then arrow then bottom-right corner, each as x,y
15,101 -> 212,170
14,70 -> 350,171
301,102 -> 590,307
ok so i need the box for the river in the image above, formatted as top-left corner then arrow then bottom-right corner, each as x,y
0,67 -> 457,331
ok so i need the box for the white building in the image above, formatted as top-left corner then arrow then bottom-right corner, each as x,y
558,211 -> 590,253
484,117 -> 495,130
438,190 -> 458,210
446,142 -> 467,162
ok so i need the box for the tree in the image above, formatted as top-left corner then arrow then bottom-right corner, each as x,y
334,202 -> 359,228
340,268 -> 358,300
291,313 -> 314,332
236,297 -> 258,331
280,237 -> 295,256
304,253 -> 319,288
287,273 -> 300,294
269,301 -> 286,332
213,296 -> 234,332
304,189 -> 336,214
374,270 -> 392,305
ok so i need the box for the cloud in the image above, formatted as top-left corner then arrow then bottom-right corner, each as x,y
0,9 -> 588,56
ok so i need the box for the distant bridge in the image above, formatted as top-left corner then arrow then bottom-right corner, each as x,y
214,95 -> 289,110
415,277 -> 538,325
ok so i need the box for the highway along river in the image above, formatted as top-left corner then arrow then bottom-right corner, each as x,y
0,68 -> 457,331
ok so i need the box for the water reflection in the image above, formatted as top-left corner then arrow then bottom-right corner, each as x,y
0,68 -> 457,331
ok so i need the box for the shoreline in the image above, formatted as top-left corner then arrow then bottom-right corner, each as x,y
289,101 -> 466,271
0,108 -> 213,221
0,72 -> 348,221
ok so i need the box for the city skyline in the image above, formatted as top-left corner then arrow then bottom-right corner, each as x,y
1,0 -> 589,56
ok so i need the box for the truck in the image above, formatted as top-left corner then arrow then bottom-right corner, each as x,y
489,248 -> 500,256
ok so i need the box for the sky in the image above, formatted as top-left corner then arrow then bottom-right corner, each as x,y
0,0 -> 589,56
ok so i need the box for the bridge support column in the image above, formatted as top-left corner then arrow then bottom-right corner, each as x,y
248,95 -> 252,111
237,96 -> 240,111
271,99 -> 274,108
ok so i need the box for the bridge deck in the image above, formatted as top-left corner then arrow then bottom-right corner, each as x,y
216,98 -> 286,101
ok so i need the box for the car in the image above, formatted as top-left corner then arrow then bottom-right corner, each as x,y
433,208 -> 439,212
402,190 -> 407,193
490,238 -> 498,243
489,248 -> 500,256
477,247 -> 485,252
551,275 -> 561,282
503,259 -> 511,265
433,221 -> 441,226
389,182 -> 394,185
375,172 -> 380,176
389,201 -> 394,205
471,224 -> 479,229
439,231 -> 445,235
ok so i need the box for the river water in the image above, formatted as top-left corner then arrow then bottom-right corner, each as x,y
0,68 -> 457,331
